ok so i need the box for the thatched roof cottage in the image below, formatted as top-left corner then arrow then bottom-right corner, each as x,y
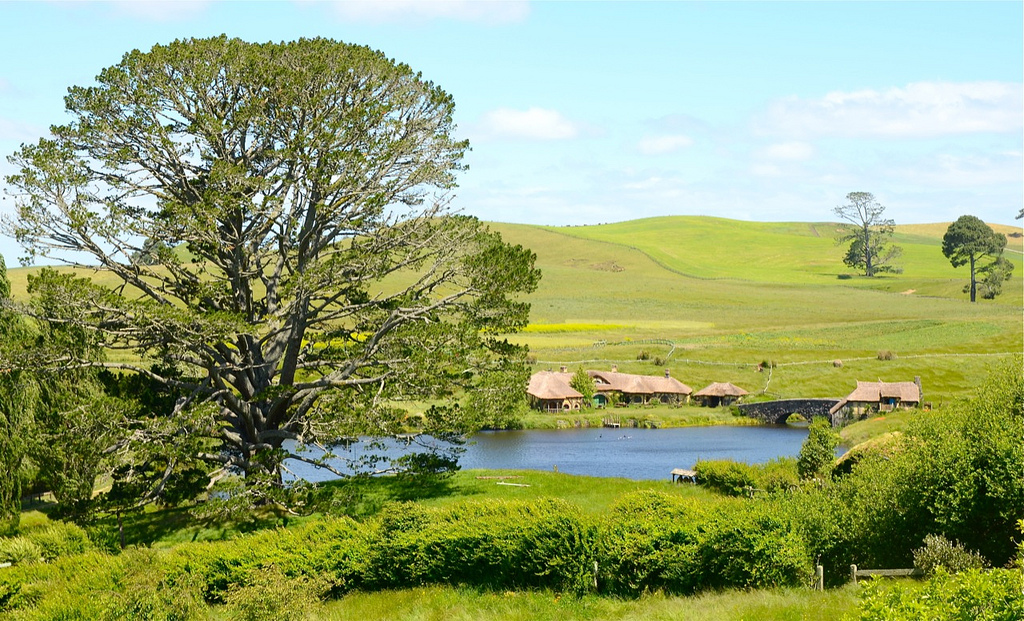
526,366 -> 692,411
526,370 -> 585,412
589,368 -> 692,406
693,382 -> 748,408
829,378 -> 922,417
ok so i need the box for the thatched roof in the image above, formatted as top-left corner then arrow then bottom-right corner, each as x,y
527,371 -> 583,400
589,370 -> 692,395
829,380 -> 921,414
694,382 -> 748,398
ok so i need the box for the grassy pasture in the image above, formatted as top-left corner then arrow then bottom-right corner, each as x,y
4,216 -> 1020,403
487,217 -> 1021,402
317,584 -> 866,621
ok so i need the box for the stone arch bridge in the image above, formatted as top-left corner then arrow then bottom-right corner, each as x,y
736,399 -> 841,425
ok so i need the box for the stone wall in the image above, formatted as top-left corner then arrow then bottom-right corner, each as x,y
737,398 -> 841,425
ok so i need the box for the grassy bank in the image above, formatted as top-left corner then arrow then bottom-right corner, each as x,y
516,404 -> 759,430
315,584 -> 868,621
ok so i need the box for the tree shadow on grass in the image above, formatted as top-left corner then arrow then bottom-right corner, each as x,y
318,472 -> 482,519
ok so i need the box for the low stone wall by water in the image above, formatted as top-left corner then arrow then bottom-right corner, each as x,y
737,399 -> 841,425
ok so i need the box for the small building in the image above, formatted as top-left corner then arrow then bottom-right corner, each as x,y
589,367 -> 692,406
829,378 -> 922,418
527,370 -> 584,412
526,367 -> 692,411
693,382 -> 748,408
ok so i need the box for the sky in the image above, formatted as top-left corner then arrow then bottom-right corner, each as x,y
0,1 -> 1021,264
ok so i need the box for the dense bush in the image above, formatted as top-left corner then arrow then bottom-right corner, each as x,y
25,522 -> 93,561
597,491 -> 810,595
797,418 -> 840,480
694,460 -> 757,496
596,491 -> 709,595
840,359 -> 1023,568
913,534 -> 988,576
692,506 -> 812,591
857,568 -> 1024,621
363,498 -> 598,594
695,458 -> 798,496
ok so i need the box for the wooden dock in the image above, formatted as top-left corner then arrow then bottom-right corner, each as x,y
671,468 -> 697,483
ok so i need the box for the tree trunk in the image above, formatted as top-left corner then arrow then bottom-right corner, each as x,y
863,225 -> 874,277
969,254 -> 977,302
117,510 -> 125,550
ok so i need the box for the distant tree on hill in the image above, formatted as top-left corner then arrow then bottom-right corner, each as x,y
942,215 -> 1013,302
834,192 -> 902,277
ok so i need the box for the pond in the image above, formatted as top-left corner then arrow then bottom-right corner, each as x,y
285,424 -> 826,483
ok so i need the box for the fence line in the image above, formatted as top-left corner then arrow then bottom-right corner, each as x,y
538,350 -> 1017,369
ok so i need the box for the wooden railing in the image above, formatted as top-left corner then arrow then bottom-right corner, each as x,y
849,564 -> 923,584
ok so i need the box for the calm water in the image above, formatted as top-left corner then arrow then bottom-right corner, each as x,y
285,425 -> 818,482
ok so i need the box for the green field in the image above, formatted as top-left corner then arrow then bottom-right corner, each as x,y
483,217 -> 1022,403
6,216 -> 1022,403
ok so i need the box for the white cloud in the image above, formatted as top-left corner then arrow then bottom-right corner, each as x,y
883,151 -> 1023,188
475,107 -> 582,141
761,81 -> 1024,139
636,134 -> 694,155
320,0 -> 530,24
761,142 -> 814,161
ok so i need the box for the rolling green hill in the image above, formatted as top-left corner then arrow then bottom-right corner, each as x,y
485,217 -> 1022,403
5,216 -> 1022,403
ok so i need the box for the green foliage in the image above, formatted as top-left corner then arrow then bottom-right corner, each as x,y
857,568 -> 1024,621
695,460 -> 758,496
100,548 -> 204,621
0,536 -> 42,565
693,507 -> 812,591
942,215 -> 1010,301
570,367 -> 595,406
977,256 -> 1015,299
4,36 -> 540,495
25,522 -> 92,561
797,418 -> 840,480
695,459 -> 799,496
224,564 -> 324,621
913,534 -> 988,576
835,192 -> 902,277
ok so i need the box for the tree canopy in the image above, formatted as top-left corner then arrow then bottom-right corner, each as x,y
834,192 -> 901,277
3,36 -> 539,505
941,215 -> 1011,302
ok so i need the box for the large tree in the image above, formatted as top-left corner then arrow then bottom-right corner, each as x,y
941,215 -> 1012,302
834,192 -> 902,277
3,37 -> 539,503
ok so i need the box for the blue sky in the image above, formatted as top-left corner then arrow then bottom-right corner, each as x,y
1,1 -> 1021,264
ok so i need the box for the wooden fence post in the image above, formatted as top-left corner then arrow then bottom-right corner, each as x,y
815,565 -> 823,591
593,561 -> 599,591
850,564 -> 858,585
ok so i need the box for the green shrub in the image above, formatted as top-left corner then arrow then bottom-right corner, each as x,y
101,548 -> 204,621
694,460 -> 757,496
913,534 -> 988,576
0,536 -> 43,565
857,568 -> 1024,621
695,459 -> 797,496
26,522 -> 93,561
797,418 -> 840,480
597,491 -> 709,595
224,564 -> 323,621
691,507 -> 812,591
363,498 -> 598,594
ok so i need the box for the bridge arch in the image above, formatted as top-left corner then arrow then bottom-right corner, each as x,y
736,399 -> 841,426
